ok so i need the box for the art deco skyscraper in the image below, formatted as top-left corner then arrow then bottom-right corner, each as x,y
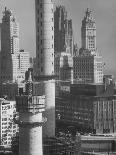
0,7 -> 19,82
35,0 -> 55,137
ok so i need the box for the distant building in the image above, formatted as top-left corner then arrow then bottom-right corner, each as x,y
0,7 -> 19,82
73,52 -> 103,84
55,52 -> 73,82
0,82 -> 18,100
81,135 -> 116,153
73,43 -> 79,56
18,49 -> 30,75
16,49 -> 30,82
56,82 -> 116,134
0,98 -> 18,148
73,8 -> 103,84
54,6 -> 73,55
0,8 -> 30,84
81,8 -> 96,54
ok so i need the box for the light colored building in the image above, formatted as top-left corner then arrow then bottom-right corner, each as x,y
73,52 -> 103,84
73,8 -> 103,84
18,49 -> 30,75
0,8 -> 30,83
16,49 -> 30,83
0,98 -> 18,148
35,0 -> 55,138
0,7 -> 19,83
81,8 -> 96,54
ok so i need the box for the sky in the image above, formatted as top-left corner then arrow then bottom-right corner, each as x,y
0,0 -> 116,77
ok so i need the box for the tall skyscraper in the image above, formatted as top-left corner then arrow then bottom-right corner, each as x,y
81,8 -> 96,54
54,6 -> 73,55
0,7 -> 19,82
35,0 -> 55,137
0,8 -> 30,83
73,8 -> 103,84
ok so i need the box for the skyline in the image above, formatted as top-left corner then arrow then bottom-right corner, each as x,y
0,0 -> 116,76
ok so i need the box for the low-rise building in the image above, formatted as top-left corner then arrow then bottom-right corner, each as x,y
0,98 -> 18,148
56,82 -> 116,134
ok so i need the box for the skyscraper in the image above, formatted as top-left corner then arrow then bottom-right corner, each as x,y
81,8 -> 96,54
35,0 -> 55,137
54,6 -> 73,55
73,8 -> 103,84
0,7 -> 19,82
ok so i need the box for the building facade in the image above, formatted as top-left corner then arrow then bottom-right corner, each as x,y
73,53 -> 103,84
17,49 -> 30,82
56,82 -> 116,134
0,98 -> 18,148
0,82 -> 18,100
54,6 -> 73,55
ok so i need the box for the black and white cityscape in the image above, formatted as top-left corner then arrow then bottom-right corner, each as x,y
0,0 -> 116,155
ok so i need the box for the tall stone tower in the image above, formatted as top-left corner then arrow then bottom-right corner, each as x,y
0,7 -> 19,82
35,0 -> 55,137
16,72 -> 45,155
81,8 -> 96,54
54,6 -> 73,55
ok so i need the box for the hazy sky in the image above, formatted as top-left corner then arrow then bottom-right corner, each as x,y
0,0 -> 116,76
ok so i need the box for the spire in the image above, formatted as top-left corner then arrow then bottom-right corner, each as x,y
85,8 -> 95,22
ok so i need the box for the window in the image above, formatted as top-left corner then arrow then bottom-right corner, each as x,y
41,13 -> 42,18
41,67 -> 43,72
40,3 -> 42,8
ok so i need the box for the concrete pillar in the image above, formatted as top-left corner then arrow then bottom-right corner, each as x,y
18,113 -> 43,155
43,80 -> 55,137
